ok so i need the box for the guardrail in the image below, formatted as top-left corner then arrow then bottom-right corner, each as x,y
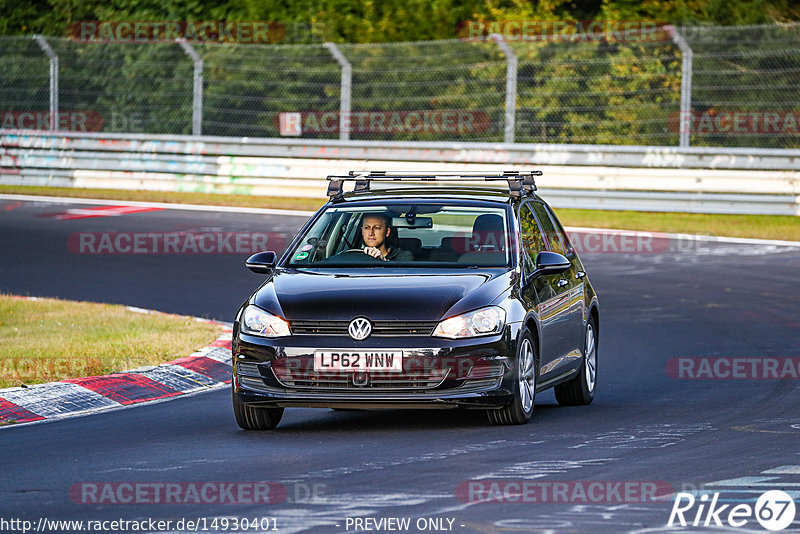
2,131 -> 799,215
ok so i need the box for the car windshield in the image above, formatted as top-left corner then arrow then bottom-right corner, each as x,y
286,203 -> 511,268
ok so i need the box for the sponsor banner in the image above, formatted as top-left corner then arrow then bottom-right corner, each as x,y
276,110 -> 491,135
456,480 -> 673,503
68,21 -> 286,44
668,111 -> 800,135
67,232 -> 285,255
457,20 -> 669,42
0,111 -> 104,132
667,357 -> 800,380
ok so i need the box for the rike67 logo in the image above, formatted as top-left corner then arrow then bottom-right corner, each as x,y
669,490 -> 796,531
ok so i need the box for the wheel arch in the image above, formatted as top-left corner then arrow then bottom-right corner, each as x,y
588,302 -> 599,341
523,313 -> 542,364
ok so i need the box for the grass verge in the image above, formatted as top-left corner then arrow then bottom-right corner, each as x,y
2,185 -> 799,241
0,295 -> 223,389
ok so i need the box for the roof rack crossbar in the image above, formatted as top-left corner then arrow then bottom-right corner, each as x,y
326,170 -> 541,198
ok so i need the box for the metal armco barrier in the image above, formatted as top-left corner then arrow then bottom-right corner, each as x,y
2,131 -> 799,215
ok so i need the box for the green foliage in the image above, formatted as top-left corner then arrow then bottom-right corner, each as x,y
513,37 -> 681,144
0,37 -> 50,112
50,38 -> 194,133
2,0 -> 799,41
2,1 -> 800,146
198,42 -> 341,137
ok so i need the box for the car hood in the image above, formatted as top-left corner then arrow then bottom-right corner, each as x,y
253,268 -> 513,321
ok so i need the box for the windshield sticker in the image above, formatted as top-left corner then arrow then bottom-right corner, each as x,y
294,252 -> 309,260
300,244 -> 313,251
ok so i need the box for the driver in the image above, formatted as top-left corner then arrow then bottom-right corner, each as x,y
361,213 -> 413,261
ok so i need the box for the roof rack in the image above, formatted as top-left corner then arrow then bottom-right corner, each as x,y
326,170 -> 541,199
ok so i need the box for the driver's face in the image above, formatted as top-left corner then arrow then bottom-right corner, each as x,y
361,216 -> 389,248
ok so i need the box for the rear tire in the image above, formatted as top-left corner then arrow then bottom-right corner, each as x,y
232,390 -> 284,430
555,317 -> 597,406
487,328 -> 537,425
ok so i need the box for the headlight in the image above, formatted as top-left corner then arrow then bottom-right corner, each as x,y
433,306 -> 506,339
241,305 -> 291,338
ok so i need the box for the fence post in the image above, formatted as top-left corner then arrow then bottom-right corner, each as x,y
177,39 -> 203,136
324,42 -> 352,141
491,33 -> 517,144
33,35 -> 58,131
667,26 -> 693,148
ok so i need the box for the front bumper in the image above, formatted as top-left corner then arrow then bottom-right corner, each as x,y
232,323 -> 521,409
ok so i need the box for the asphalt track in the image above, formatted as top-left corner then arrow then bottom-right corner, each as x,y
1,196 -> 799,534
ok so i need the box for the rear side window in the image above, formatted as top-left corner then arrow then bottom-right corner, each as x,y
519,203 -> 546,266
543,204 -> 575,256
530,203 -> 565,255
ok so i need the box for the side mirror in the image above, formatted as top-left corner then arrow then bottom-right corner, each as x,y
528,251 -> 571,280
246,251 -> 277,274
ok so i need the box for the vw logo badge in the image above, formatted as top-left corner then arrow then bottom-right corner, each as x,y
348,317 -> 372,340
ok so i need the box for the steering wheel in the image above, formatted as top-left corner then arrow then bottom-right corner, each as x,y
328,248 -> 384,263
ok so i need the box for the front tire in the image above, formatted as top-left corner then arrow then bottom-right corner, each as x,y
487,328 -> 537,425
232,390 -> 284,430
554,317 -> 597,406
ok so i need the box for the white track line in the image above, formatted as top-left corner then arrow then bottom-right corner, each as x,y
0,193 -> 316,217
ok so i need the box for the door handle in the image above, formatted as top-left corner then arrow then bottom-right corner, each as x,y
575,271 -> 586,279
557,279 -> 568,287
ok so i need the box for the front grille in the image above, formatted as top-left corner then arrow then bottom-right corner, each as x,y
237,358 -> 507,393
289,320 -> 438,337
273,370 -> 448,390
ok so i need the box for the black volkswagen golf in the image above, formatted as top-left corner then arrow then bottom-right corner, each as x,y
232,171 -> 599,429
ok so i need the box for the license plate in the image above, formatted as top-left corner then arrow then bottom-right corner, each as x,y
314,351 -> 403,372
